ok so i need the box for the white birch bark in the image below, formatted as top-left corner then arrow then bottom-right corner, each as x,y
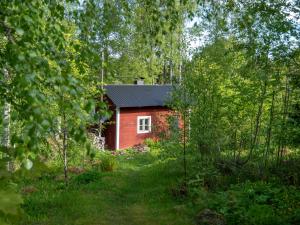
2,100 -> 11,148
2,68 -> 13,171
98,50 -> 105,150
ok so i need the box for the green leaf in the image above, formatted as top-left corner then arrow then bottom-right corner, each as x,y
28,51 -> 37,58
18,54 -> 25,61
23,158 -> 33,170
41,119 -> 50,129
15,28 -> 24,36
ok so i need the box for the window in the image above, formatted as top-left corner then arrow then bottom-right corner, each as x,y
137,116 -> 151,133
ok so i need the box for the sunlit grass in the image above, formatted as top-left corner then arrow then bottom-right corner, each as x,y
16,148 -> 194,225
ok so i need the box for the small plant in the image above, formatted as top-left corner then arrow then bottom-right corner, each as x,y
144,138 -> 156,148
170,182 -> 188,198
100,155 -> 116,172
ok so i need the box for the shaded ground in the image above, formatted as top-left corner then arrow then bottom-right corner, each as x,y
17,151 -> 194,225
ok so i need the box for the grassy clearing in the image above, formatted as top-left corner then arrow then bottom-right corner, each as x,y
11,145 -> 300,225
15,150 -> 195,225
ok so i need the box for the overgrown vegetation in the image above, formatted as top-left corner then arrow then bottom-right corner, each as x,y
13,149 -> 195,225
3,143 -> 298,225
1,0 -> 299,224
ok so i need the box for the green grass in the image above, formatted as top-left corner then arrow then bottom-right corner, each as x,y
16,150 -> 195,225
13,146 -> 300,225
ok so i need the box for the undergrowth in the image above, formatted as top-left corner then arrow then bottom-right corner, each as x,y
10,142 -> 300,225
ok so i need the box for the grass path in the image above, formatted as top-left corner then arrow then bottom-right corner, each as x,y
18,152 -> 195,225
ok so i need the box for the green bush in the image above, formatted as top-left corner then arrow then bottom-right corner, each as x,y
100,155 -> 116,172
289,208 -> 300,225
144,138 -> 156,147
269,157 -> 300,186
208,181 -> 300,225
189,164 -> 222,193
73,170 -> 101,184
246,204 -> 286,225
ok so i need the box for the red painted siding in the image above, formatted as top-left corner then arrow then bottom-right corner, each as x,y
104,106 -> 180,150
119,107 -> 174,149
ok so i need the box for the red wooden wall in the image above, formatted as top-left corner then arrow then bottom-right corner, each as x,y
104,106 -> 177,150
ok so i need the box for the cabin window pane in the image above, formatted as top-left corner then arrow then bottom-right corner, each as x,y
137,116 -> 151,133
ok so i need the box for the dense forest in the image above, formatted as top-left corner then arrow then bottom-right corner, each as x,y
0,0 -> 300,224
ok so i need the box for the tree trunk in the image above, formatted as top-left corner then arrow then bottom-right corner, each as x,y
2,68 -> 13,172
163,60 -> 167,84
182,80 -> 188,188
183,108 -> 187,187
264,90 -> 275,168
170,33 -> 174,84
277,77 -> 290,164
2,102 -> 11,148
98,50 -> 105,150
239,80 -> 267,166
62,112 -> 68,185
233,129 -> 237,160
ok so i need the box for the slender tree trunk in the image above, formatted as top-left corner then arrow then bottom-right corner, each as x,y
62,112 -> 68,185
148,44 -> 153,84
238,131 -> 244,159
179,61 -> 182,84
183,108 -> 187,187
250,81 -> 267,155
98,50 -> 105,150
178,29 -> 183,84
2,102 -> 11,148
163,60 -> 166,84
188,108 -> 191,141
170,60 -> 173,84
2,68 -> 13,171
277,77 -> 290,164
239,80 -> 267,166
170,33 -> 174,84
233,129 -> 237,160
264,90 -> 275,168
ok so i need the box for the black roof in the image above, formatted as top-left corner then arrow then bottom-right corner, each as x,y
105,85 -> 173,108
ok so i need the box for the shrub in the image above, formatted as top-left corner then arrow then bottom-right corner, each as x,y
188,159 -> 224,193
246,204 -> 286,225
100,155 -> 116,172
144,138 -> 156,148
269,157 -> 300,186
289,208 -> 300,225
209,181 -> 300,225
74,170 -> 101,184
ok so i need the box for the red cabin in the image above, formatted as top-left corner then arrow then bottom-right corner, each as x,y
103,84 -> 176,150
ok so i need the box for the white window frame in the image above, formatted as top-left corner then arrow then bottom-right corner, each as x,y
137,116 -> 151,134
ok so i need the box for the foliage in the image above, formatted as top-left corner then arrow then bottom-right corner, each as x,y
0,0 -> 299,224
73,170 -> 101,185
75,0 -> 193,85
210,181 -> 300,225
0,1 -> 101,221
144,138 -> 156,148
99,154 -> 116,172
14,148 -> 194,225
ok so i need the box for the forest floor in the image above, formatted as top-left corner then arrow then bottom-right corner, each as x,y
13,146 -> 300,225
16,150 -> 195,225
